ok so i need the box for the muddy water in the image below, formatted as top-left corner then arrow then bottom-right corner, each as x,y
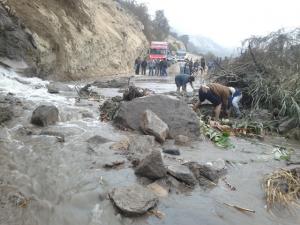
0,67 -> 299,225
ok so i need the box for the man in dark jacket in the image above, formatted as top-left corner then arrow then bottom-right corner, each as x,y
141,58 -> 147,75
175,74 -> 195,94
134,57 -> 141,75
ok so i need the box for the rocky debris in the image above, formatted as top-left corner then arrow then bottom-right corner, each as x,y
104,159 -> 125,169
279,118 -> 298,134
147,182 -> 168,197
135,150 -> 167,180
40,130 -> 65,142
109,184 -> 158,216
0,4 -> 38,71
162,147 -> 180,156
175,135 -> 190,146
78,84 -> 101,99
184,162 -> 226,186
93,78 -> 128,88
111,96 -> 123,102
110,137 -> 130,151
47,82 -> 72,93
31,105 -> 59,126
167,165 -> 197,186
99,99 -> 121,121
140,110 -> 169,143
123,86 -> 147,101
114,95 -> 200,138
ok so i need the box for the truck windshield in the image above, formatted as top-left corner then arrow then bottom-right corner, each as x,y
150,49 -> 167,55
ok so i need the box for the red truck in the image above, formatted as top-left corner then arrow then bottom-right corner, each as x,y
149,41 -> 168,60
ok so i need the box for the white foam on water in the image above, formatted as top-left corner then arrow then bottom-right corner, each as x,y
0,66 -> 72,105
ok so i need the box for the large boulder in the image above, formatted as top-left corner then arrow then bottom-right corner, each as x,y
128,135 -> 155,162
47,82 -> 72,93
167,165 -> 197,186
109,184 -> 158,216
140,110 -> 169,143
114,95 -> 200,138
31,105 -> 59,126
135,150 -> 167,180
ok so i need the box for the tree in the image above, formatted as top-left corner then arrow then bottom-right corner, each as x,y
152,10 -> 170,41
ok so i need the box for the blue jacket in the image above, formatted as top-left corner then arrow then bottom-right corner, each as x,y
175,74 -> 190,86
199,88 -> 221,106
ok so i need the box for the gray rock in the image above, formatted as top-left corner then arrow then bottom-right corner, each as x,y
135,150 -> 167,180
184,162 -> 226,185
0,5 -> 38,71
279,118 -> 298,134
114,95 -> 200,138
109,184 -> 158,216
93,79 -> 128,88
175,135 -> 190,145
47,82 -> 72,93
140,110 -> 169,143
31,105 -> 59,126
167,165 -> 197,186
128,135 -> 155,161
87,135 -> 111,151
162,147 -> 180,156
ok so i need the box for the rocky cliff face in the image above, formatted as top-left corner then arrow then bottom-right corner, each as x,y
1,0 -> 148,80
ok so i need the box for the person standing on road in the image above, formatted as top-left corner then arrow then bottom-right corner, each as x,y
148,59 -> 155,76
141,58 -> 147,75
154,59 -> 160,76
175,74 -> 195,94
159,60 -> 164,76
162,59 -> 168,76
134,57 -> 141,75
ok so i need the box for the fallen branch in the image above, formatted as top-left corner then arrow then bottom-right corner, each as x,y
223,202 -> 255,213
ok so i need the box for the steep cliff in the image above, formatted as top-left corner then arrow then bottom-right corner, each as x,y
1,0 -> 148,80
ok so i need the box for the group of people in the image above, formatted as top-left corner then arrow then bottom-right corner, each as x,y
180,57 -> 206,75
134,57 -> 168,76
175,74 -> 242,120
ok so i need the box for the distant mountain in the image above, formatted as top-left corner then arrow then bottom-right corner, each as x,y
188,35 -> 233,57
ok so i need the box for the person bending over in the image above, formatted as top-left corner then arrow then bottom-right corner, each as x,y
175,74 -> 195,94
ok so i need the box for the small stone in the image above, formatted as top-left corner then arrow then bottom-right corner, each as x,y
147,182 -> 168,197
162,147 -> 180,156
167,165 -> 197,186
140,110 -> 169,143
135,150 -> 167,180
175,135 -> 190,146
109,184 -> 158,216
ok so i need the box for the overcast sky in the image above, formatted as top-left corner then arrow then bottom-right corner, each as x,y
137,0 -> 300,47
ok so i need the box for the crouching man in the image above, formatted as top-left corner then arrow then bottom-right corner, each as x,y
194,83 -> 242,120
175,74 -> 195,94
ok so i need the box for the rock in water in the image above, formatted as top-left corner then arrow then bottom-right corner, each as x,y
123,86 -> 145,101
135,150 -> 167,180
109,184 -> 158,216
47,82 -> 72,93
140,110 -> 169,143
167,165 -> 197,186
114,95 -> 200,138
31,105 -> 59,126
175,135 -> 190,146
162,147 -> 180,156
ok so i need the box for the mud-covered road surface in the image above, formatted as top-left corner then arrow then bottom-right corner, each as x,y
0,66 -> 299,225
